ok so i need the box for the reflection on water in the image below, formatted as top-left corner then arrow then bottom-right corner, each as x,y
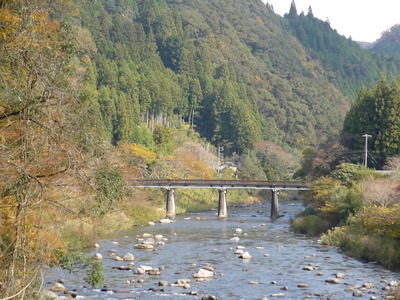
44,201 -> 399,299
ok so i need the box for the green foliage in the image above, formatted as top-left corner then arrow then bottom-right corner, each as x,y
131,124 -> 155,149
291,215 -> 331,236
286,10 -> 400,98
153,125 -> 175,155
342,77 -> 400,168
78,0 -> 354,156
85,260 -> 105,288
322,227 -> 400,269
372,24 -> 400,58
330,163 -> 370,186
94,167 -> 125,216
304,177 -> 342,209
237,154 -> 267,181
60,253 -> 105,288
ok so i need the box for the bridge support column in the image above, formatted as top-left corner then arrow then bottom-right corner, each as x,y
218,188 -> 228,218
166,188 -> 176,218
271,189 -> 279,219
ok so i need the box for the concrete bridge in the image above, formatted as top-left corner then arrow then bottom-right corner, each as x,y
134,179 -> 311,219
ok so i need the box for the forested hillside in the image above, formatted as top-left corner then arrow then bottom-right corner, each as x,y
372,24 -> 400,58
76,0 -> 400,157
285,2 -> 400,98
78,0 -> 348,154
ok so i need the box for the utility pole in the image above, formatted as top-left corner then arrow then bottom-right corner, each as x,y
363,134 -> 372,168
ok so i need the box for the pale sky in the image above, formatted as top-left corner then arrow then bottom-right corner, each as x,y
263,0 -> 400,42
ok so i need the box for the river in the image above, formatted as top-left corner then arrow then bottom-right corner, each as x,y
44,201 -> 399,299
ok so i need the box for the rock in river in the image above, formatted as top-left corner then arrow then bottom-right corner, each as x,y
50,282 -> 67,293
192,268 -> 214,278
123,253 -> 135,261
239,252 -> 252,259
325,278 -> 341,284
93,253 -> 103,260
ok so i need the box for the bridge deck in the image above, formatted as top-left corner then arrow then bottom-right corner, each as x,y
134,179 -> 311,190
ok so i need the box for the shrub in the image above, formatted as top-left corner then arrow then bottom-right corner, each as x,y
292,215 -> 331,236
322,228 -> 400,269
330,163 -> 375,186
94,167 -> 125,216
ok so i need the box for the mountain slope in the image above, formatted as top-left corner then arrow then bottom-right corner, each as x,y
372,24 -> 400,58
77,0 -> 400,154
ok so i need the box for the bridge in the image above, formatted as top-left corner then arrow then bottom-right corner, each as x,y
134,179 -> 311,219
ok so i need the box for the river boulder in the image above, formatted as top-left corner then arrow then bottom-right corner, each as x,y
325,278 -> 340,284
192,268 -> 214,278
239,252 -> 252,259
50,282 -> 66,293
123,253 -> 135,261
93,253 -> 102,260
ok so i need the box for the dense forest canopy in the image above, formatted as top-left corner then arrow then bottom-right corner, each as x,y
73,0 -> 400,157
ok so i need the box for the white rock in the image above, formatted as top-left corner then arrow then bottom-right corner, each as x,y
389,281 -> 399,287
160,218 -> 174,224
148,221 -> 155,226
134,267 -> 146,274
362,282 -> 374,289
270,293 -> 285,297
112,241 -> 119,245
230,237 -> 240,242
303,266 -> 314,271
142,238 -> 155,245
335,272 -> 345,278
140,265 -> 153,271
239,252 -> 252,259
156,241 -> 166,246
155,234 -> 163,240
123,253 -> 135,261
143,233 -> 153,237
325,278 -> 341,284
235,228 -> 243,233
134,244 -> 154,250
94,243 -> 100,248
114,256 -> 123,261
93,253 -> 103,260
50,282 -> 66,293
234,249 -> 244,255
192,268 -> 214,278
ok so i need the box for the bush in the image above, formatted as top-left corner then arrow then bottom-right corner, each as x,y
94,167 -> 125,217
322,227 -> 400,269
292,215 -> 331,236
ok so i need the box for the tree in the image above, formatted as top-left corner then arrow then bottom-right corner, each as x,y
0,1 -> 97,297
288,0 -> 298,17
342,77 -> 400,167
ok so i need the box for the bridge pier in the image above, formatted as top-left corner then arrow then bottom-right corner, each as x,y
218,188 -> 228,218
166,188 -> 176,218
271,189 -> 279,219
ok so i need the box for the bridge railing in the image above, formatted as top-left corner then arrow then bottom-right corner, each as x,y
134,179 -> 311,190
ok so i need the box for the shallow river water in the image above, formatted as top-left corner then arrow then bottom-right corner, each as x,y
44,201 -> 399,299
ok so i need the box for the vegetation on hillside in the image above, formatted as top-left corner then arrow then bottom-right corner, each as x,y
285,1 -> 400,98
372,24 -> 400,58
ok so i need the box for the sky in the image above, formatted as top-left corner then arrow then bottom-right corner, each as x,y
263,0 -> 400,42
